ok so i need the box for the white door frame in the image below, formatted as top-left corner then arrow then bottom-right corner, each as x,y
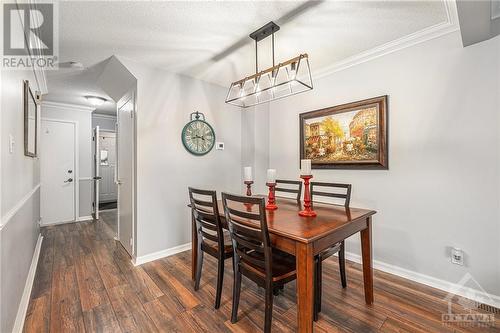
116,87 -> 137,258
40,117 -> 79,224
93,126 -> 100,220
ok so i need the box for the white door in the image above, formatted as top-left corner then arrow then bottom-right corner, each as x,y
99,132 -> 117,203
117,97 -> 134,255
92,126 -> 100,219
41,119 -> 76,224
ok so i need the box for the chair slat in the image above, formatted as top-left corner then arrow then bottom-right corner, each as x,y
232,233 -> 264,252
230,220 -> 262,240
193,198 -> 213,207
237,249 -> 266,268
310,182 -> 352,207
198,219 -> 217,232
201,230 -> 218,243
226,207 -> 261,221
275,179 -> 302,201
275,187 -> 299,194
311,182 -> 350,188
311,191 -> 348,199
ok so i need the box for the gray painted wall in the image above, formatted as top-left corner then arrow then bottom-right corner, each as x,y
119,58 -> 243,258
92,113 -> 117,132
0,66 -> 42,332
264,32 -> 500,296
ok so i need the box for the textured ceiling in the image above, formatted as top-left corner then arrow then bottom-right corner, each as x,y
45,59 -> 117,114
47,1 -> 449,111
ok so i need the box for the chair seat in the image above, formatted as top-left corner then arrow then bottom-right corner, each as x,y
240,248 -> 296,283
202,232 -> 233,258
317,242 -> 341,261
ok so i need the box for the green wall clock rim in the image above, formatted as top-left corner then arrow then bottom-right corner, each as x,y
181,119 -> 216,156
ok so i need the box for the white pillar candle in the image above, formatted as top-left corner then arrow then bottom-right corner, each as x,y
243,166 -> 253,181
266,169 -> 276,183
301,159 -> 312,175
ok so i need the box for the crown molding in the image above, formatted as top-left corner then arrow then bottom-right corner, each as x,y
41,101 -> 95,112
92,113 -> 117,120
313,0 -> 459,80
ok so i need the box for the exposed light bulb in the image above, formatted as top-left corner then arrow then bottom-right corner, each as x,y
254,77 -> 261,96
289,62 -> 297,80
239,82 -> 246,99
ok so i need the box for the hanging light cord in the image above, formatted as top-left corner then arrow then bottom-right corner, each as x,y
272,31 -> 275,68
254,28 -> 276,74
255,39 -> 258,74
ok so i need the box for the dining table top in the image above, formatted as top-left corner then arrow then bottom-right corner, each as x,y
212,196 -> 376,244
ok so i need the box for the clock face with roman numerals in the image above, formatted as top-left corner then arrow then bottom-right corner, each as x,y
181,119 -> 215,155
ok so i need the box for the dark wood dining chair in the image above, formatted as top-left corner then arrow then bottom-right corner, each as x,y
221,193 -> 296,333
188,187 -> 233,309
275,179 -> 302,201
310,182 -> 352,321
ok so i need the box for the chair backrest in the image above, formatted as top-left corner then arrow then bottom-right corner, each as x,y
310,182 -> 352,207
221,193 -> 272,277
275,179 -> 302,201
188,187 -> 223,249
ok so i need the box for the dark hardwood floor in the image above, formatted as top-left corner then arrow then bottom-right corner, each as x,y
99,209 -> 117,236
24,219 -> 499,332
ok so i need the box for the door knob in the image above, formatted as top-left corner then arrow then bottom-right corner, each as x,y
93,176 -> 102,180
64,178 -> 73,183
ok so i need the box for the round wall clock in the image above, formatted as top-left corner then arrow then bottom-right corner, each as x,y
181,111 -> 216,156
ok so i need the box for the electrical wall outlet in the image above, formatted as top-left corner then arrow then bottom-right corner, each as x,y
216,142 -> 224,150
451,247 -> 464,265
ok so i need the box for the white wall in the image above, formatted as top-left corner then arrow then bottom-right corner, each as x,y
119,58 -> 243,258
264,32 -> 500,296
41,102 -> 94,220
92,113 -> 117,132
240,104 -> 270,195
0,67 -> 43,332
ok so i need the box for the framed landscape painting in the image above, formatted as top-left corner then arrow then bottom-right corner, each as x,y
299,96 -> 388,169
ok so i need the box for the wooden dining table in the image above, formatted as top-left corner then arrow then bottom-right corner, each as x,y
191,196 -> 376,332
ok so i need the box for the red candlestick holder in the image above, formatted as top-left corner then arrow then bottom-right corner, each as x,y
299,175 -> 317,217
266,182 -> 278,210
244,181 -> 254,210
244,181 -> 254,196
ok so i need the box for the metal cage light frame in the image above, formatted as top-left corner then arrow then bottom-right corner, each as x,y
225,22 -> 313,108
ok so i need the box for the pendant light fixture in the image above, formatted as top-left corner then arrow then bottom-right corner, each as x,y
225,21 -> 313,108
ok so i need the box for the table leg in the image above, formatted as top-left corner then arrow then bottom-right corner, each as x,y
191,212 -> 198,282
296,242 -> 314,332
361,216 -> 373,304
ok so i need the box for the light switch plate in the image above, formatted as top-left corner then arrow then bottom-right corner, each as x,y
9,134 -> 14,153
216,142 -> 224,150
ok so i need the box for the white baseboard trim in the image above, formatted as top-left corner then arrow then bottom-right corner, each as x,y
343,251 -> 500,309
40,219 -> 77,226
77,215 -> 93,221
40,215 -> 93,226
133,242 -> 191,266
13,234 -> 43,333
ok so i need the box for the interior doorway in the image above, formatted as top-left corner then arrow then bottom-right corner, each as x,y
92,123 -> 119,236
43,56 -> 137,259
40,118 -> 77,225
91,91 -> 135,257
